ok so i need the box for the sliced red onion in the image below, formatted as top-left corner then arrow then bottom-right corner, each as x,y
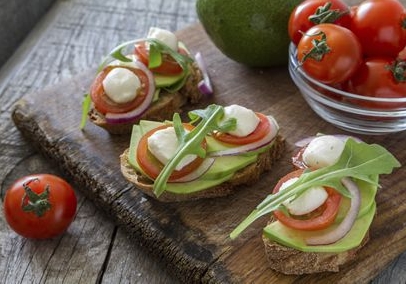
195,52 -> 213,95
305,177 -> 361,246
170,157 -> 215,183
294,134 -> 363,148
208,116 -> 279,157
105,60 -> 155,124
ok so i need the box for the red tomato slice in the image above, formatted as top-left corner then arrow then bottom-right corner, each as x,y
272,169 -> 342,231
212,113 -> 270,145
90,65 -> 150,114
134,42 -> 187,75
136,124 -> 207,181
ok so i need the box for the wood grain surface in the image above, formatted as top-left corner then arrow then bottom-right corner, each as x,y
1,0 -> 405,283
10,21 -> 406,283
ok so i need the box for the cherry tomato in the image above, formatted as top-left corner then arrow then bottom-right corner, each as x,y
4,174 -> 77,239
288,0 -> 351,45
90,65 -> 150,115
345,57 -> 406,109
297,23 -> 362,84
350,0 -> 406,58
134,42 -> 186,75
212,113 -> 270,145
272,169 -> 342,231
137,124 -> 207,181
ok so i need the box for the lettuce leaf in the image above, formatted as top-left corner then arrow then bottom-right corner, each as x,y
229,138 -> 401,239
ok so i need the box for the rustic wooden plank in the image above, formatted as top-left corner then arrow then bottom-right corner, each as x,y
11,23 -> 406,283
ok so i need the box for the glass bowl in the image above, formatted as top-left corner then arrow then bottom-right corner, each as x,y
288,43 -> 406,135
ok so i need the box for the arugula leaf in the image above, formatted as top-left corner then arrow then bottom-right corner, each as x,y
153,104 -> 236,197
80,94 -> 92,130
229,138 -> 401,239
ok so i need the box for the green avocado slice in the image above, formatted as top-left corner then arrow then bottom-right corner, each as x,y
263,201 -> 376,253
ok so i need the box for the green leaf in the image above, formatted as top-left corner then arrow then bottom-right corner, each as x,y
153,104 -> 236,197
80,93 -> 92,130
229,138 -> 401,239
148,43 -> 162,69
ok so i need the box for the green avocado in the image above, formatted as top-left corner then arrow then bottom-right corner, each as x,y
154,73 -> 185,88
128,120 -> 266,194
263,197 -> 377,253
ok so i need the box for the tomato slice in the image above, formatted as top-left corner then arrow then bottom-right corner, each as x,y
90,65 -> 150,114
136,124 -> 207,181
212,113 -> 270,145
134,42 -> 187,75
273,169 -> 342,231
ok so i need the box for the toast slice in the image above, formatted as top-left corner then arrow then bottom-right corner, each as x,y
88,62 -> 203,134
262,216 -> 370,274
120,135 -> 285,202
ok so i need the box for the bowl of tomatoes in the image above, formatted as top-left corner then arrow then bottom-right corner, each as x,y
288,0 -> 406,135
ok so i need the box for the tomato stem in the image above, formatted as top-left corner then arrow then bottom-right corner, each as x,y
300,31 -> 331,63
388,60 -> 406,82
21,178 -> 52,217
308,2 -> 349,25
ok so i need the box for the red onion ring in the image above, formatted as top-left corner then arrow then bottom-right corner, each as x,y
195,52 -> 213,95
208,116 -> 279,157
305,177 -> 361,246
105,60 -> 155,124
170,157 -> 215,183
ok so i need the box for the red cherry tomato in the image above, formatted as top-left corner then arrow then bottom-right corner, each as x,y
345,57 -> 406,109
350,0 -> 406,58
272,169 -> 342,231
288,0 -> 351,45
4,174 -> 77,239
90,65 -> 150,115
134,42 -> 186,75
297,23 -> 362,84
212,113 -> 270,145
136,124 -> 207,181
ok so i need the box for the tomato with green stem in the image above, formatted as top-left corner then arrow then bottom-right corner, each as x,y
3,174 -> 77,239
288,0 -> 351,45
345,57 -> 406,109
137,124 -> 207,181
90,65 -> 151,114
297,23 -> 362,84
350,0 -> 406,58
272,169 -> 342,231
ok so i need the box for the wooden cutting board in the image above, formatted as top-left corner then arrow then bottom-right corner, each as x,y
12,24 -> 406,284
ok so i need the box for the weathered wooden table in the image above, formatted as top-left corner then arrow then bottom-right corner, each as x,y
0,0 -> 405,283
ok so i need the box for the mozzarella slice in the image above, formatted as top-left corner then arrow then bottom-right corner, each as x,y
221,104 -> 260,137
102,67 -> 141,104
280,177 -> 328,216
147,27 -> 178,51
147,127 -> 196,171
302,135 -> 345,169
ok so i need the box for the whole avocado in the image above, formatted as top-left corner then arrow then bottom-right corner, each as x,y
196,0 -> 301,67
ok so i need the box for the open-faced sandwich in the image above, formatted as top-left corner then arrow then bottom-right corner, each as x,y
80,27 -> 211,134
230,134 -> 400,274
120,104 -> 285,202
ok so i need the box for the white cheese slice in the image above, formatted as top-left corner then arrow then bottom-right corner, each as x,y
221,104 -> 260,137
280,177 -> 328,216
147,127 -> 196,171
147,27 -> 178,51
102,67 -> 141,104
302,135 -> 345,169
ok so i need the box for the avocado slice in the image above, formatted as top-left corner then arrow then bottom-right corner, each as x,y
263,201 -> 376,253
154,73 -> 185,88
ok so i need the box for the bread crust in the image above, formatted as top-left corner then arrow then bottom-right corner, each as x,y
120,135 -> 285,202
88,62 -> 203,135
262,216 -> 370,275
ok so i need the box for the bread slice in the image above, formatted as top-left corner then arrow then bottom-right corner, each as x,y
120,135 -> 285,202
262,216 -> 370,274
88,62 -> 203,134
